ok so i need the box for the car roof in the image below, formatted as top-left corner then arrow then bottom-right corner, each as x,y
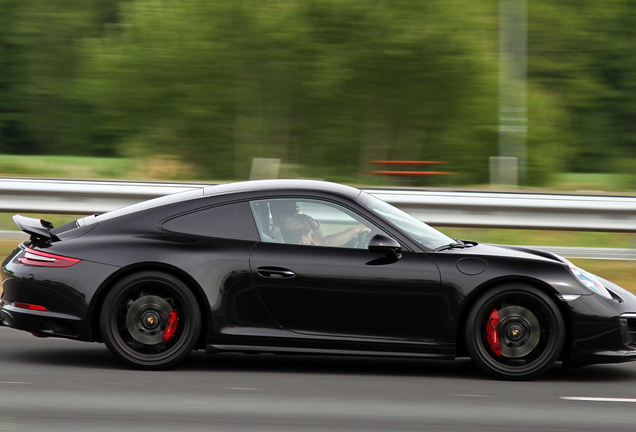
79,179 -> 361,226
203,179 -> 361,199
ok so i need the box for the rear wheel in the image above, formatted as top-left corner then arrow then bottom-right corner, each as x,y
100,271 -> 201,370
465,285 -> 565,380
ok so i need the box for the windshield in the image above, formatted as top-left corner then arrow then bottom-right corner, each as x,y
359,193 -> 454,250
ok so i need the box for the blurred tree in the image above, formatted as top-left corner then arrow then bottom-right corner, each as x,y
0,0 -> 125,156
528,0 -> 636,174
82,0 -> 502,183
8,0 -> 628,185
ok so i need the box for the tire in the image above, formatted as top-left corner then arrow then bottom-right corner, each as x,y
465,284 -> 565,380
99,271 -> 201,370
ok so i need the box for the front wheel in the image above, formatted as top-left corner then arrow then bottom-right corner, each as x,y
100,271 -> 201,370
465,285 -> 565,380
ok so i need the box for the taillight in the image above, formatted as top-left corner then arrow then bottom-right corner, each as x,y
18,248 -> 81,267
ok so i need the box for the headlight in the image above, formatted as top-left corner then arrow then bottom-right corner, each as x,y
566,262 -> 613,300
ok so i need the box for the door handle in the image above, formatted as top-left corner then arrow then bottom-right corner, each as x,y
257,267 -> 296,279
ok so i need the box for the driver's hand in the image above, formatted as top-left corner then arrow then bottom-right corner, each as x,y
355,224 -> 371,234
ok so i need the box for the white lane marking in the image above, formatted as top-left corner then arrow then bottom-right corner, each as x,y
561,396 -> 636,403
224,387 -> 261,391
453,394 -> 491,398
0,382 -> 30,385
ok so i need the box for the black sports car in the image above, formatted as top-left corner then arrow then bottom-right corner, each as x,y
2,179 -> 636,380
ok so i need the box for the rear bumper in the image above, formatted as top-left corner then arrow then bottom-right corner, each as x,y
0,301 -> 82,338
2,249 -> 120,341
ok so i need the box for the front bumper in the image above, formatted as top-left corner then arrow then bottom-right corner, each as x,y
573,349 -> 636,366
567,288 -> 636,366
574,313 -> 636,365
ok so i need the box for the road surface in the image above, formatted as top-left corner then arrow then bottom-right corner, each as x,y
2,327 -> 636,431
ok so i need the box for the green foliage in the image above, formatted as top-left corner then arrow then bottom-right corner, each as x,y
528,0 -> 636,174
1,0 -> 635,186
0,0 -> 125,156
524,83 -> 570,185
0,154 -> 137,178
81,0 -> 499,182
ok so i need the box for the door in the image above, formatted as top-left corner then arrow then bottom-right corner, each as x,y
249,198 -> 441,341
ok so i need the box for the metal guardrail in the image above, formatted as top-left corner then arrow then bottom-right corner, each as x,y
517,246 -> 636,261
0,178 -> 208,215
368,189 -> 636,232
3,178 -> 636,232
1,178 -> 636,260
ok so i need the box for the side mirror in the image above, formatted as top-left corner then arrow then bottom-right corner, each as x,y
368,234 -> 402,261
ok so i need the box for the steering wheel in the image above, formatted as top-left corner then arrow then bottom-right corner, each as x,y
353,231 -> 370,249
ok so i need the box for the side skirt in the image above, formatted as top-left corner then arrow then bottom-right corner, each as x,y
207,344 -> 455,360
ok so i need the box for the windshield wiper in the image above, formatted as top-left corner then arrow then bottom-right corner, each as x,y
434,239 -> 466,252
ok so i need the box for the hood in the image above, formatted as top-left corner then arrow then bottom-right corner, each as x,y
457,243 -> 566,264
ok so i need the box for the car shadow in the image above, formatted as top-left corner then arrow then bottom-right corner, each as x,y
542,362 -> 636,382
187,351 -> 636,382
191,352 -> 484,379
6,344 -> 122,370
8,342 -> 636,382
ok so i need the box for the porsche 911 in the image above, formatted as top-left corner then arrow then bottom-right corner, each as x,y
2,179 -> 636,380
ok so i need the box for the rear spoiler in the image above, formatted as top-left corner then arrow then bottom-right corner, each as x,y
13,215 -> 60,246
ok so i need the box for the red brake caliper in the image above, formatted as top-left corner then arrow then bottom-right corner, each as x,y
486,309 -> 502,356
163,309 -> 178,343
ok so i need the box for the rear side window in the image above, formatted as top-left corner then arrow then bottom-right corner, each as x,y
162,202 -> 259,241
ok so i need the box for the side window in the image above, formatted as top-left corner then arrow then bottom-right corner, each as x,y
249,198 -> 385,249
162,202 -> 259,240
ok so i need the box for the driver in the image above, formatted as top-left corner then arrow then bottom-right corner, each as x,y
277,209 -> 371,247
269,200 -> 326,243
280,215 -> 315,245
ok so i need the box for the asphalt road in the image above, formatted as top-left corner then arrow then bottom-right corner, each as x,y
2,327 -> 636,431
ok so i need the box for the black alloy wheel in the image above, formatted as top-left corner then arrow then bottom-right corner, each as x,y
465,284 -> 565,380
100,271 -> 201,370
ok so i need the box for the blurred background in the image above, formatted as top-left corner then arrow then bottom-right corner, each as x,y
0,0 -> 635,287
1,0 -> 634,188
